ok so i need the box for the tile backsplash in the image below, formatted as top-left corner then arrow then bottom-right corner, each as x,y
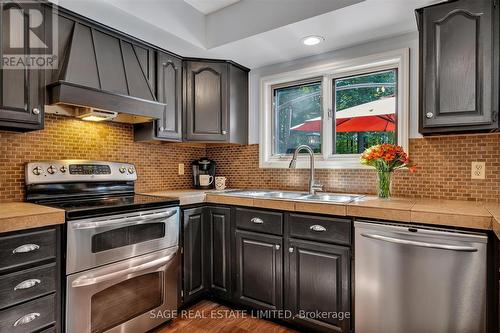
206,133 -> 500,202
1,114 -> 499,202
0,114 -> 204,202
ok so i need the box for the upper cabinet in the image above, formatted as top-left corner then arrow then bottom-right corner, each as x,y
417,0 -> 499,134
0,1 -> 45,131
184,60 -> 248,143
135,52 -> 183,142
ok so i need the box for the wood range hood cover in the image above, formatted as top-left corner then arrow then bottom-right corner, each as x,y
47,22 -> 165,121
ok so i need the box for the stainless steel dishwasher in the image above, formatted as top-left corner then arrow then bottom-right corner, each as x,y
354,221 -> 487,333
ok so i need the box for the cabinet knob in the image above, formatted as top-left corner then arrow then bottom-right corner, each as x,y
222,130 -> 227,135
12,244 -> 39,254
14,279 -> 41,291
425,112 -> 434,119
159,126 -> 165,132
289,247 -> 294,253
275,244 -> 280,250
309,225 -> 327,232
250,217 -> 263,224
32,108 -> 40,115
13,313 -> 40,327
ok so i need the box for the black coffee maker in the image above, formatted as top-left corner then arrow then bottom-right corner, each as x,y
192,158 -> 216,189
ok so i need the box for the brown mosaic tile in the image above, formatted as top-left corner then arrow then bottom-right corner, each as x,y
0,114 -> 205,202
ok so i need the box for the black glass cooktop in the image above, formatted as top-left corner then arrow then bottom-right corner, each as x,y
39,194 -> 179,219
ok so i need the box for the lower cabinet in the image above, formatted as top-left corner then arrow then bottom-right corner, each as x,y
182,205 -> 352,332
182,207 -> 208,304
182,206 -> 232,304
285,238 -> 351,333
234,230 -> 283,310
206,206 -> 232,299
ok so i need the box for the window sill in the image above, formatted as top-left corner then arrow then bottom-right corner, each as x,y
259,156 -> 374,169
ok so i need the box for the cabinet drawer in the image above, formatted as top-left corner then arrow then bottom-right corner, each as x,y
0,229 -> 56,273
0,263 -> 56,310
287,214 -> 351,245
0,294 -> 55,333
235,208 -> 283,236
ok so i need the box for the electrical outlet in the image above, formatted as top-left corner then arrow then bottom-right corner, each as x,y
178,163 -> 184,175
471,162 -> 486,180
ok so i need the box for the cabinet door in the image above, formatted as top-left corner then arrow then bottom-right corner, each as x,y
286,238 -> 350,333
419,0 -> 498,133
0,1 -> 44,131
206,206 -> 231,299
235,229 -> 282,310
156,53 -> 182,141
185,61 -> 228,141
182,207 -> 208,304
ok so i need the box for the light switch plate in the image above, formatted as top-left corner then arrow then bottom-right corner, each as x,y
471,162 -> 485,180
178,163 -> 184,175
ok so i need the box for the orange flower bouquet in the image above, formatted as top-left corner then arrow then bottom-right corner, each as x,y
360,144 -> 416,198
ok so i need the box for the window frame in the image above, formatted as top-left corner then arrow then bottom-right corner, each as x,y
271,77 -> 324,156
259,48 -> 409,169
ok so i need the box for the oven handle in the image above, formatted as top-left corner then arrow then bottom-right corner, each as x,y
71,209 -> 177,230
71,250 -> 177,287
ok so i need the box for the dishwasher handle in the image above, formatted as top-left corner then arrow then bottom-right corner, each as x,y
361,233 -> 478,252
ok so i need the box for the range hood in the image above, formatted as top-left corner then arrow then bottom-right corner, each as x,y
47,22 -> 165,123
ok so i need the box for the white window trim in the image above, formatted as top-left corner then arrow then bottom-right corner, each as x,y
259,48 -> 410,169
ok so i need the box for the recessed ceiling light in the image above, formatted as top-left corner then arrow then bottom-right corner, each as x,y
302,35 -> 324,46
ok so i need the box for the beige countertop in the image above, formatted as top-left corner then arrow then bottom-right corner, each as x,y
0,202 -> 65,233
1,190 -> 497,235
484,203 -> 500,239
142,189 -> 497,233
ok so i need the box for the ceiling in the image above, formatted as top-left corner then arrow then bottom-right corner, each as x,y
183,0 -> 241,14
53,0 -> 443,69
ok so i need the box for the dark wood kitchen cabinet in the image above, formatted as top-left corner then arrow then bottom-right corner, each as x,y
0,226 -> 61,333
416,0 -> 499,134
182,207 -> 208,304
285,238 -> 351,333
0,1 -> 45,131
134,51 -> 183,142
235,229 -> 283,311
206,206 -> 232,299
184,60 -> 248,143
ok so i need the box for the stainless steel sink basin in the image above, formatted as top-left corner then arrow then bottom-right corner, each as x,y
224,190 -> 306,199
297,193 -> 362,203
221,190 -> 362,203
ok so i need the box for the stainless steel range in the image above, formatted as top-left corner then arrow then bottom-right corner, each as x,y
25,160 -> 180,333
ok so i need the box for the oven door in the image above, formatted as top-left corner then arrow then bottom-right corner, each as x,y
67,207 -> 179,274
66,247 -> 179,333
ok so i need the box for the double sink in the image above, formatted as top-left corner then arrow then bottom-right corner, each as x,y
222,190 -> 364,203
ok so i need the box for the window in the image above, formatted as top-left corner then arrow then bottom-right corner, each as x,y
334,69 -> 397,154
272,79 -> 322,155
260,49 -> 409,168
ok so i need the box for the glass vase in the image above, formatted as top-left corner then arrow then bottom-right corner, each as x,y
377,171 -> 392,199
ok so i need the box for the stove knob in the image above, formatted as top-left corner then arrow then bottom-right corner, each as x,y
47,165 -> 56,174
32,166 -> 42,176
119,167 -> 127,174
60,166 -> 67,173
128,168 -> 135,174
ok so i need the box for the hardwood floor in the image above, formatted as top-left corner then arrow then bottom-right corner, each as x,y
152,300 -> 299,333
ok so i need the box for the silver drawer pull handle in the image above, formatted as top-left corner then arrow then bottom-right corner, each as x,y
14,279 -> 41,291
251,217 -> 264,224
310,225 -> 326,232
12,244 -> 40,254
13,312 -> 40,326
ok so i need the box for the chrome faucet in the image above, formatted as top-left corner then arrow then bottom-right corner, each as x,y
289,145 -> 323,195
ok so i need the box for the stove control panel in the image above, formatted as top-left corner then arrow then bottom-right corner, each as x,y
25,160 -> 137,185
